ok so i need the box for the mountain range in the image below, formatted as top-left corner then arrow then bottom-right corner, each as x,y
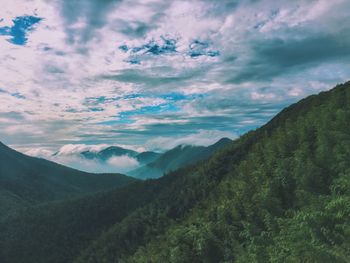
80,146 -> 161,165
0,82 -> 349,262
75,138 -> 231,179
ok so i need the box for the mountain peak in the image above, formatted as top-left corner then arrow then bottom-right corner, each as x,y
215,137 -> 232,144
207,137 -> 232,151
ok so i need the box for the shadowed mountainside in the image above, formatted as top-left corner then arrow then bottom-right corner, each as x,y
0,142 -> 137,218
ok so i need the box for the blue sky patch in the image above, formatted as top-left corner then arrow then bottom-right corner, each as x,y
97,103 -> 179,125
89,107 -> 104,112
0,16 -> 42,45
188,39 -> 220,58
160,92 -> 205,101
126,56 -> 141,65
84,96 -> 120,106
123,93 -> 143,99
146,37 -> 177,55
118,44 -> 128,52
122,103 -> 178,116
120,36 -> 177,64
131,36 -> 177,55
102,102 -> 180,125
120,37 -> 219,64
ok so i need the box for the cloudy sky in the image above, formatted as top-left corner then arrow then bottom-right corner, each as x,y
1,0 -> 350,155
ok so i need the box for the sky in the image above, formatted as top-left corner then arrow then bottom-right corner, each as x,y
1,0 -> 350,158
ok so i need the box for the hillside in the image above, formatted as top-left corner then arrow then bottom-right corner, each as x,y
135,151 -> 161,164
129,137 -> 232,179
1,81 -> 350,263
0,142 -> 136,218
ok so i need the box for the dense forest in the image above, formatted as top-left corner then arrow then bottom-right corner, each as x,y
1,82 -> 350,262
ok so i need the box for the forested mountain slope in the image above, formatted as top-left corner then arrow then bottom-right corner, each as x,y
76,82 -> 350,263
1,82 -> 350,263
0,142 -> 136,218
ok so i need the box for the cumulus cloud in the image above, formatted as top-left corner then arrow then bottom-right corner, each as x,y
24,144 -> 141,173
25,148 -> 54,158
1,0 -> 350,152
107,155 -> 140,170
49,154 -> 140,174
55,144 -> 109,155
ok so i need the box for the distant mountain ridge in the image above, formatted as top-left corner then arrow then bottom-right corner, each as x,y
74,139 -> 232,179
129,137 -> 232,179
79,146 -> 161,165
81,146 -> 138,160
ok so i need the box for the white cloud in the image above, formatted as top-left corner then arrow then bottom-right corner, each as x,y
1,0 -> 350,152
49,154 -> 140,174
25,147 -> 54,158
250,91 -> 278,101
25,144 -> 141,173
107,155 -> 139,170
145,129 -> 237,151
55,144 -> 109,155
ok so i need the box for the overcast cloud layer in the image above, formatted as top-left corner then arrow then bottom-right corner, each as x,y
1,0 -> 350,154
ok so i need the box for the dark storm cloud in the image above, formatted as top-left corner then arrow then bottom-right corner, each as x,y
57,0 -> 171,45
226,29 -> 350,84
57,0 -> 122,44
